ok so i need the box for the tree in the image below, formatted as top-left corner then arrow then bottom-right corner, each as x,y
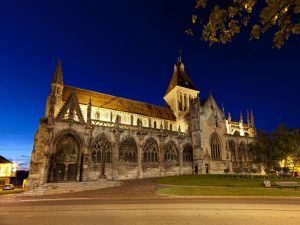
187,0 -> 300,48
249,129 -> 281,170
250,124 -> 300,174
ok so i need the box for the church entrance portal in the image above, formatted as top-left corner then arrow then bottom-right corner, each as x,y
50,134 -> 81,182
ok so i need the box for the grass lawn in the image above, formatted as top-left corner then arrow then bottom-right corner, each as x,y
157,187 -> 300,197
0,189 -> 24,195
155,175 -> 300,197
156,174 -> 299,188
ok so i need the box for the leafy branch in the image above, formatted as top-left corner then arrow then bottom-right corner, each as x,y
186,0 -> 300,48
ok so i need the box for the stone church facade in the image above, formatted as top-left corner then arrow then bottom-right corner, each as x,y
27,57 -> 256,187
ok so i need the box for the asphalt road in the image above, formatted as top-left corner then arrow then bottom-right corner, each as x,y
1,198 -> 300,225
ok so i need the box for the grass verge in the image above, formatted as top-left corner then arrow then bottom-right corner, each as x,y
157,187 -> 300,197
156,175 -> 299,188
0,189 -> 24,195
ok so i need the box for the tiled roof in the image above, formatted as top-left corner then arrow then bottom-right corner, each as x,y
63,86 -> 176,121
165,61 -> 197,94
0,155 -> 12,164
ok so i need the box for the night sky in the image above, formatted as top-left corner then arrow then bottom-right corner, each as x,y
0,0 -> 299,169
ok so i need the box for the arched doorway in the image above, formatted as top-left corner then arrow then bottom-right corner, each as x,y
50,134 -> 80,182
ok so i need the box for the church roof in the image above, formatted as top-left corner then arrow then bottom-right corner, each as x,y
63,86 -> 176,121
0,155 -> 12,164
51,60 -> 64,85
165,58 -> 197,95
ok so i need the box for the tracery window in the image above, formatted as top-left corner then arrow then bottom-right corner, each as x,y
91,135 -> 112,163
228,140 -> 237,162
183,145 -> 193,162
55,135 -> 78,163
239,143 -> 247,162
119,138 -> 137,162
210,134 -> 221,159
164,142 -> 178,162
143,138 -> 158,163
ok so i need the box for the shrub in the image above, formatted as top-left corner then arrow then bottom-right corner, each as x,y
224,168 -> 230,174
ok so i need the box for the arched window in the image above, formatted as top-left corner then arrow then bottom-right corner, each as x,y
164,141 -> 178,162
91,135 -> 112,163
228,140 -> 237,162
170,124 -> 173,131
239,143 -> 246,162
210,134 -> 221,159
95,112 -> 100,120
183,145 -> 193,162
119,138 -> 137,162
154,121 -> 157,129
234,131 -> 240,136
143,138 -> 158,163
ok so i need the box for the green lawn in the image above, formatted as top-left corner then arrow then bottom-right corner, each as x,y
155,175 -> 300,197
157,187 -> 300,197
156,174 -> 299,188
0,189 -> 24,195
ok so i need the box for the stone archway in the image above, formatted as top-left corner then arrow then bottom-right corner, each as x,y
50,134 -> 81,182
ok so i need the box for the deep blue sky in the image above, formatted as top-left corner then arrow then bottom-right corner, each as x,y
0,0 -> 299,169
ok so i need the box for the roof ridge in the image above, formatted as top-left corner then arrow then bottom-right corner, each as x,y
64,85 -> 172,111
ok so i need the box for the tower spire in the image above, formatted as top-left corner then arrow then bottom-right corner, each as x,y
250,109 -> 255,126
240,111 -> 244,124
247,109 -> 251,124
177,49 -> 183,64
228,112 -> 231,121
51,59 -> 64,85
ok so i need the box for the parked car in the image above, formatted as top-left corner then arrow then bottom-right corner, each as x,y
2,184 -> 15,191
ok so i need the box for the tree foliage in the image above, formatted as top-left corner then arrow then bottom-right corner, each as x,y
187,0 -> 300,48
249,124 -> 300,173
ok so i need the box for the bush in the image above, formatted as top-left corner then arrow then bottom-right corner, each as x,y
282,167 -> 290,174
233,167 -> 243,174
250,168 -> 258,174
224,168 -> 230,174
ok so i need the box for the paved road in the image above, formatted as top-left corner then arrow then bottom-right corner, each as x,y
1,198 -> 300,225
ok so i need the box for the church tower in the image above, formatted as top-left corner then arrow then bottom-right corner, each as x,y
163,57 -> 199,119
45,60 -> 64,118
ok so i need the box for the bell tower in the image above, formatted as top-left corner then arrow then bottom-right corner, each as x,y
45,60 -> 64,118
163,56 -> 199,118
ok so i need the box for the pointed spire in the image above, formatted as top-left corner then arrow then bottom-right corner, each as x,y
247,109 -> 251,124
178,125 -> 181,133
165,54 -> 197,95
228,112 -> 231,121
52,59 -> 64,85
221,104 -> 225,113
240,111 -> 244,123
251,109 -> 255,126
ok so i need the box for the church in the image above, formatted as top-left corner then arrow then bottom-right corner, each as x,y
26,57 -> 256,188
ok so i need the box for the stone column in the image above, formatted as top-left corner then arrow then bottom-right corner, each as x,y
64,164 -> 68,181
137,142 -> 144,179
80,145 -> 90,182
112,130 -> 121,180
158,137 -> 164,176
178,143 -> 183,175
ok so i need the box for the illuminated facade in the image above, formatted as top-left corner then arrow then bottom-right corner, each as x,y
27,58 -> 256,188
0,155 -> 17,185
